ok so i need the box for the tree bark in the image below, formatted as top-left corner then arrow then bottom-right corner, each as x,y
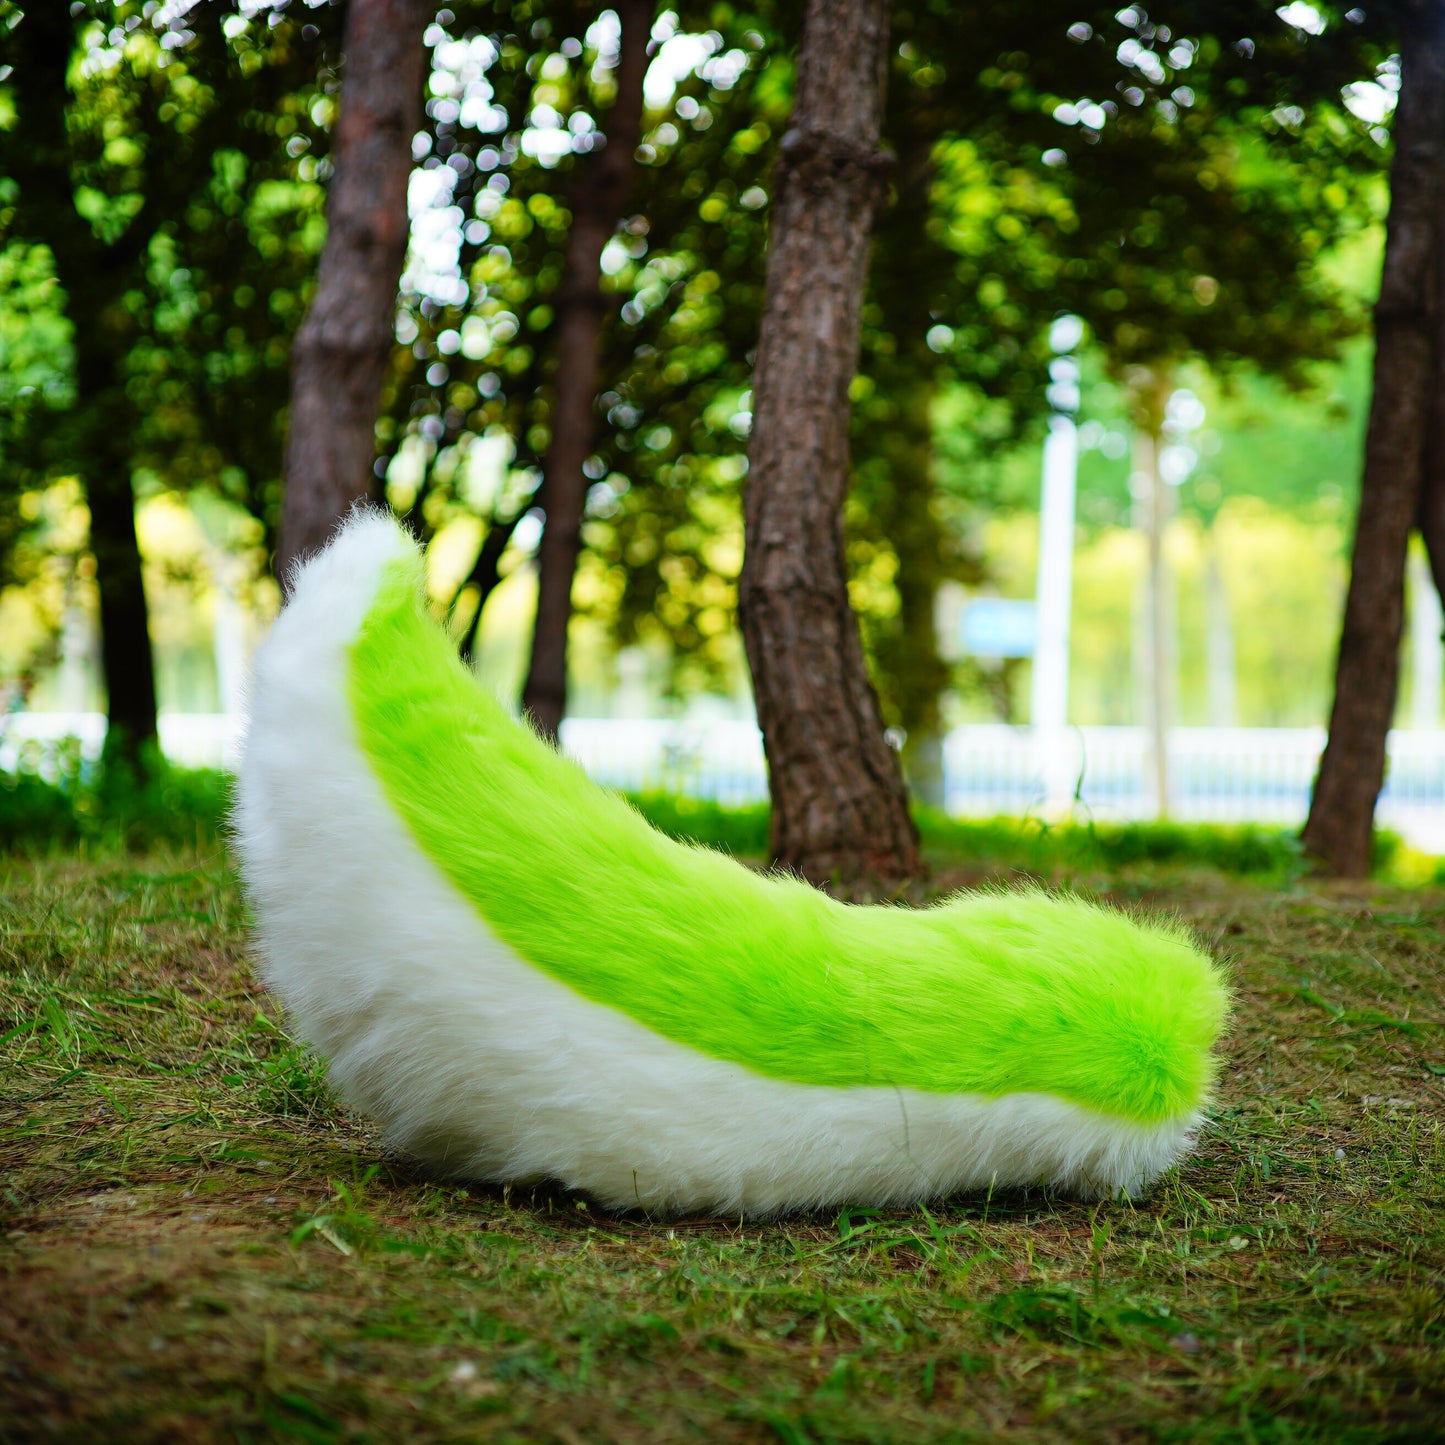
276,0 -> 431,583
86,403 -> 160,766
6,3 -> 160,766
1421,386 -> 1445,601
520,0 -> 651,742
1303,0 -> 1445,877
738,0 -> 921,888
1419,63 -> 1445,604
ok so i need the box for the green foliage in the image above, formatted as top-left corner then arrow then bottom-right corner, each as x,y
628,791 -> 771,855
0,1 -> 1404,744
0,739 -> 227,852
0,240 -> 75,588
0,747 -> 1415,882
916,808 -> 1309,878
0,764 -> 77,847
0,0 -> 341,615
1063,344 -> 1373,532
973,497 -> 1357,729
380,3 -> 785,694
626,794 -> 1321,880
377,0 -> 1387,735
0,240 -> 74,436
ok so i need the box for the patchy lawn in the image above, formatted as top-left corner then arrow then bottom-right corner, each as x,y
1,848 -> 1442,1444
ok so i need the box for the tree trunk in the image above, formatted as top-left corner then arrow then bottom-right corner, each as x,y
276,0 -> 431,582
88,433 -> 159,767
1418,42 -> 1445,604
738,0 -> 921,889
520,0 -> 651,742
1421,385 -> 1445,600
876,385 -> 949,810
866,137 -> 953,811
6,4 -> 160,767
457,507 -> 529,663
72,355 -> 160,769
1303,0 -> 1445,877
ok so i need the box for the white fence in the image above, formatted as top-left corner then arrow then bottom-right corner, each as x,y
0,711 -> 247,773
5,712 -> 1445,850
937,725 -> 1445,850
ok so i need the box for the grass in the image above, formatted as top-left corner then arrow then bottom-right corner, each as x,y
1,843 -> 1443,1444
628,795 -> 1359,884
7,754 -> 1437,883
0,745 -> 229,853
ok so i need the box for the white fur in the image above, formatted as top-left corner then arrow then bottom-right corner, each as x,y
234,512 -> 1200,1217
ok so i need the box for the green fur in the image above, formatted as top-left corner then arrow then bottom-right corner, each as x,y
348,550 -> 1229,1124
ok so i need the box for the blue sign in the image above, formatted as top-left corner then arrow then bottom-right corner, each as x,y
960,599 -> 1037,658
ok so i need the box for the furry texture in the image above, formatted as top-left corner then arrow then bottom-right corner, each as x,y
234,511 -> 1229,1215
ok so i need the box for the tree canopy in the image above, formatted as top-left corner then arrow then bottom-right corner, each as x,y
0,0 -> 1395,773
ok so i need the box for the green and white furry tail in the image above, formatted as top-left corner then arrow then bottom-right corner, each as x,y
234,511 -> 1230,1216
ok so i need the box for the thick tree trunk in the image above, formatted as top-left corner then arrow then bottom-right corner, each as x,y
73,334 -> 160,775
7,4 -> 160,767
72,351 -> 159,769
88,432 -> 159,766
276,0 -> 431,582
1303,0 -> 1445,877
738,0 -> 921,888
71,346 -> 160,773
1421,406 -> 1445,600
1419,103 -> 1445,602
520,0 -> 651,742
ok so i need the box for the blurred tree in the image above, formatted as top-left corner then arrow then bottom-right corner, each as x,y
395,2 -> 1381,719
570,9 -> 784,693
745,0 -> 1381,855
373,0 -> 783,690
0,0 -> 1389,814
847,45 -> 984,806
1305,0 -> 1445,878
738,0 -> 921,886
0,0 -> 1383,800
520,0 -> 651,741
277,0 -> 431,580
835,0 -> 1383,761
0,0 -> 338,762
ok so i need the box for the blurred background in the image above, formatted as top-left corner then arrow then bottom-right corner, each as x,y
2,0 -> 1440,853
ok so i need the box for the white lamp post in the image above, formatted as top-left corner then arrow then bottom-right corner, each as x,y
1031,316 -> 1082,813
